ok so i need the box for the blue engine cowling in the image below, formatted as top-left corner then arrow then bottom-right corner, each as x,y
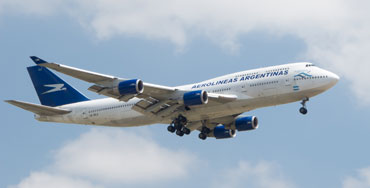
234,116 -> 259,131
183,90 -> 208,106
117,79 -> 144,95
213,125 -> 236,139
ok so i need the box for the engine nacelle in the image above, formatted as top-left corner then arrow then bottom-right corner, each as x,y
183,90 -> 208,106
213,125 -> 236,139
234,116 -> 259,131
117,79 -> 144,95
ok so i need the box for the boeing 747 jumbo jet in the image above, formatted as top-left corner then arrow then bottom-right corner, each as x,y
6,57 -> 339,140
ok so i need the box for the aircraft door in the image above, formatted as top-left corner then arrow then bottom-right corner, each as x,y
241,84 -> 248,93
284,78 -> 291,86
82,111 -> 88,120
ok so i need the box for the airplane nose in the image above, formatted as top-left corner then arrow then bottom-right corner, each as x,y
327,71 -> 340,85
331,72 -> 340,83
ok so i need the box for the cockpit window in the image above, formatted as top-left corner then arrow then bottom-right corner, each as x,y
305,64 -> 315,67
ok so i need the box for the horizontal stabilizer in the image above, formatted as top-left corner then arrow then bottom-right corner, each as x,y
5,100 -> 71,116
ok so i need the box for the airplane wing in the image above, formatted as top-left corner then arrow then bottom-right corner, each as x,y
30,56 -> 237,119
30,56 -> 175,100
5,100 -> 71,116
30,58 -> 117,86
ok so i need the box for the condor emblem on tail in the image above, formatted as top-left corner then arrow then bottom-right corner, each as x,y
42,84 -> 67,94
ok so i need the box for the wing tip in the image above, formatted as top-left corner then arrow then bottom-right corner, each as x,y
4,100 -> 21,107
30,56 -> 48,64
4,100 -> 14,104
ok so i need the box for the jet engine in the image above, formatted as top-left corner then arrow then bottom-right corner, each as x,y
115,79 -> 144,95
234,116 -> 259,131
183,90 -> 208,106
212,125 -> 236,139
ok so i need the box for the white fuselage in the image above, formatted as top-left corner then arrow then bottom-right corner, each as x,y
36,62 -> 339,127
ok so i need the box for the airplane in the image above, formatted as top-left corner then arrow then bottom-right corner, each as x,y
5,56 -> 339,140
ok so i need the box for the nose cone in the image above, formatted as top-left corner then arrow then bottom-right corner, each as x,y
326,71 -> 340,88
329,71 -> 340,84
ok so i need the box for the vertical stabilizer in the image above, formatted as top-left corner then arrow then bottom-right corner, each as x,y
27,65 -> 89,107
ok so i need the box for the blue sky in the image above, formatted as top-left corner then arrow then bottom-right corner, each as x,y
1,1 -> 370,188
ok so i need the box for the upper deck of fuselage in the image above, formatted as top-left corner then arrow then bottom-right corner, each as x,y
179,62 -> 315,90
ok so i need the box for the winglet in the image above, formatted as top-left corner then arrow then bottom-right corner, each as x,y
30,56 -> 48,64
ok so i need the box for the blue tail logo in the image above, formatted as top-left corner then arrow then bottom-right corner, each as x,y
27,65 -> 89,107
42,84 -> 67,94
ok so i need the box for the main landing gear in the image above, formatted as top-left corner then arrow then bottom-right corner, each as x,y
299,97 -> 309,115
167,116 -> 211,140
167,115 -> 191,137
197,120 -> 211,140
198,126 -> 210,140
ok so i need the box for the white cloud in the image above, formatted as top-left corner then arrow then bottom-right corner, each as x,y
213,161 -> 295,188
9,128 -> 297,188
9,172 -> 102,188
343,167 -> 370,188
52,129 -> 196,184
10,128 -> 197,187
68,0 -> 370,103
1,0 -> 370,103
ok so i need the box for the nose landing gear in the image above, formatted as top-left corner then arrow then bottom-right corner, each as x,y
299,97 -> 309,115
299,107 -> 307,115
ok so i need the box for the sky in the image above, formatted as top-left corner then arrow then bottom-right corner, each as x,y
1,0 -> 370,188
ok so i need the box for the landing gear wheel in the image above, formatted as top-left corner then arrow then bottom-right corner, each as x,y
201,127 -> 211,134
178,115 -> 187,124
299,97 -> 309,115
174,121 -> 181,130
176,130 -> 184,136
299,107 -> 308,115
198,133 -> 207,140
168,115 -> 189,136
167,125 -> 175,133
183,127 -> 191,135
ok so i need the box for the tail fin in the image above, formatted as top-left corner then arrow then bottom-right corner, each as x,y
27,65 -> 90,107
